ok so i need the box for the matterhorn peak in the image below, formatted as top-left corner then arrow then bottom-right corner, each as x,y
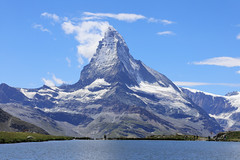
104,25 -> 118,37
76,26 -> 176,89
103,26 -> 126,44
92,26 -> 130,63
78,26 -> 140,86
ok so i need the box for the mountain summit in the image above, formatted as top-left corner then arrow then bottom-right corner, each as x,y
73,26 -> 177,90
0,26 -> 222,138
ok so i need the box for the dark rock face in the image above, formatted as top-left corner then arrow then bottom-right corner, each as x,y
0,83 -> 28,103
46,112 -> 93,126
0,27 -> 223,138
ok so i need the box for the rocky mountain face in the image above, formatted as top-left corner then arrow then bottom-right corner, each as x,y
181,88 -> 240,131
0,108 -> 48,134
0,27 -> 222,138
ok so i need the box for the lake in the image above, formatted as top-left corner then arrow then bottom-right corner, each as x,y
0,140 -> 240,160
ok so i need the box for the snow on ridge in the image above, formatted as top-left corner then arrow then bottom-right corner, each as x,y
227,95 -> 240,109
129,81 -> 191,112
130,81 -> 183,98
20,88 -> 36,99
38,86 -> 58,93
182,87 -> 222,97
35,107 -> 79,114
183,87 -> 240,109
209,113 -> 235,129
57,79 -> 110,102
85,78 -> 110,89
21,79 -> 110,103
20,85 -> 61,99
91,26 -> 138,79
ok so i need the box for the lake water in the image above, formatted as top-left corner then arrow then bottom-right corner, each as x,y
1,140 -> 240,160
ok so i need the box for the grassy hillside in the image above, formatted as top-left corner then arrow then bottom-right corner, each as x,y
0,108 -> 48,134
108,134 -> 207,141
0,132 -> 90,143
214,131 -> 240,141
146,134 -> 203,140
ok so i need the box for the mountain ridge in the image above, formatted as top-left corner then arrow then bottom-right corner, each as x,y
0,26 -> 222,137
181,87 -> 240,131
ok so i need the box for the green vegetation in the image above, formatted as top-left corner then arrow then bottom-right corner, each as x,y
146,134 -> 201,141
95,118 -> 164,138
214,131 -> 240,142
0,132 -> 90,144
108,134 -> 205,141
0,108 -> 48,135
3,131 -> 240,144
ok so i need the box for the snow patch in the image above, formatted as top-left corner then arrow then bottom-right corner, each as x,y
183,87 -> 240,111
209,113 -> 235,129
129,81 -> 192,112
35,107 -> 79,114
131,81 -> 187,101
226,94 -> 240,109
57,79 -> 110,102
183,87 -> 222,97
85,78 -> 110,89
20,89 -> 36,99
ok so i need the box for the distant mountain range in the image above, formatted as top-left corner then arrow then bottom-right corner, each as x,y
0,26 -> 224,138
181,88 -> 240,131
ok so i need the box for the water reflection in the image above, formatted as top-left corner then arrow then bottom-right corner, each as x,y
1,140 -> 240,160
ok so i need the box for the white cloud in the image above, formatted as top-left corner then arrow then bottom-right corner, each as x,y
42,78 -> 55,87
83,12 -> 146,22
210,83 -> 240,87
157,31 -> 175,36
52,74 -> 65,85
62,20 -> 110,65
41,12 -> 60,22
148,18 -> 174,25
33,24 -> 51,33
148,17 -> 158,23
82,12 -> 174,25
61,21 -> 76,34
42,74 -> 65,87
237,33 -> 240,40
174,81 -> 240,87
174,81 -> 210,86
39,11 -> 174,66
237,70 -> 240,74
66,57 -> 71,67
161,19 -> 174,25
193,57 -> 240,67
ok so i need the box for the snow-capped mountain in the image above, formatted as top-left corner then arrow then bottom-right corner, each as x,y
0,27 -> 222,138
181,88 -> 240,131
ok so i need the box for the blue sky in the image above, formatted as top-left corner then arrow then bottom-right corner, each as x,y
1,0 -> 240,95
